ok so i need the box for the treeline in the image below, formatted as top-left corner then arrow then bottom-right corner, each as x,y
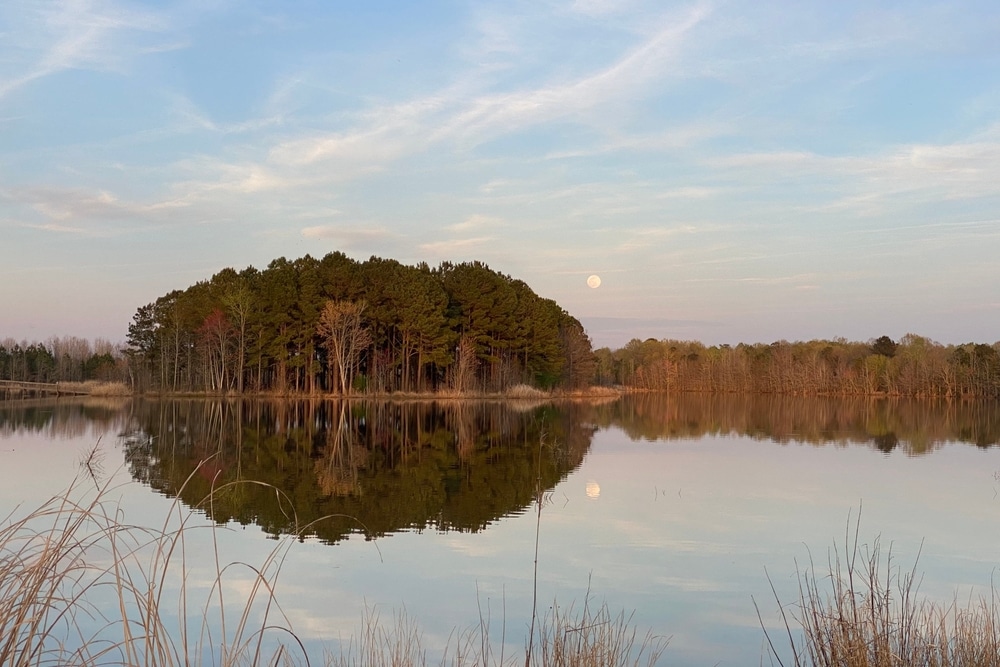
125,253 -> 594,394
596,334 -> 1000,398
0,337 -> 126,384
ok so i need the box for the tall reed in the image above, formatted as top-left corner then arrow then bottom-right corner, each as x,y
0,469 -> 668,666
0,471 -> 310,666
327,597 -> 669,667
762,517 -> 1000,667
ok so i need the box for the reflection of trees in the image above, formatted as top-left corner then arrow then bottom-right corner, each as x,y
594,394 -> 1000,454
121,399 -> 595,543
315,402 -> 366,496
0,398 -> 131,439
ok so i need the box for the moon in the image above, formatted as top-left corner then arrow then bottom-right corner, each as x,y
586,274 -> 602,289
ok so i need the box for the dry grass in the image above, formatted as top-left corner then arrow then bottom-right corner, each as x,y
328,606 -> 429,667
328,596 -> 669,667
504,384 -> 550,400
54,381 -> 131,397
553,386 -> 622,399
762,517 -> 1000,667
86,382 -> 131,397
0,472 -> 668,667
0,473 -> 311,667
530,597 -> 669,667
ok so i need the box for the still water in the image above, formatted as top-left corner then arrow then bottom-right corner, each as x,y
2,395 -> 1000,664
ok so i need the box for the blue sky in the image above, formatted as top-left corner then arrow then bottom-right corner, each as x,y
2,0 -> 999,349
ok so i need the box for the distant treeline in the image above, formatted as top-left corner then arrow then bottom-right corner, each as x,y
0,337 -> 125,384
8,275 -> 1000,400
597,334 -> 1000,398
124,253 -> 594,394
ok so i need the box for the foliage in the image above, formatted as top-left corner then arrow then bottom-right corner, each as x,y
596,335 -> 1000,397
122,254 -> 593,394
0,337 -> 127,385
871,334 -> 898,358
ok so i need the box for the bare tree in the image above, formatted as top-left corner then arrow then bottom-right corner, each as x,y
317,300 -> 371,394
223,280 -> 254,393
450,334 -> 479,393
197,309 -> 234,392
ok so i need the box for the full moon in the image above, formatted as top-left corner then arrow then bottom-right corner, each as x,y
586,274 -> 601,289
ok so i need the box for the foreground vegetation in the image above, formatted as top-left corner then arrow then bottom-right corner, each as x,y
4,471 -> 1000,665
764,521 -> 1000,666
0,476 -> 666,667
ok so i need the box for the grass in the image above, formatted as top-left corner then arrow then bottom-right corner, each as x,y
0,469 -> 317,667
326,597 -> 668,667
529,599 -> 667,667
9,469 -> 1000,667
762,515 -> 1000,667
0,470 -> 667,667
504,384 -> 550,400
54,381 -> 131,397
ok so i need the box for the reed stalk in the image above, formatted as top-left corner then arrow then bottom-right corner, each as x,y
0,470 -> 311,666
1,469 -> 668,666
762,514 -> 1000,667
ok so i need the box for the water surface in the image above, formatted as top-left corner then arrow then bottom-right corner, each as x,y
2,394 -> 999,664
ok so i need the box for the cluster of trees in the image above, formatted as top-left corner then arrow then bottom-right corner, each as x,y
0,337 -> 125,384
596,334 -> 1000,398
125,253 -> 594,394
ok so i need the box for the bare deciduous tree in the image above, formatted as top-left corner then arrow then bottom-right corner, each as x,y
450,334 -> 479,393
317,300 -> 371,394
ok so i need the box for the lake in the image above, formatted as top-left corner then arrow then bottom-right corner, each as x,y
2,394 -> 999,665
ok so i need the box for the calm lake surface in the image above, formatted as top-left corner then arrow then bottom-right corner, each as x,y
2,395 -> 1000,664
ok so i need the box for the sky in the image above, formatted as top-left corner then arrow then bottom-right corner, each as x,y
2,0 -> 999,350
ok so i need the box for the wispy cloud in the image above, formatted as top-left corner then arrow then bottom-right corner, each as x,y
300,225 -> 394,249
683,273 -> 820,286
2,185 -> 188,226
168,159 -> 306,200
166,93 -> 285,135
570,0 -> 638,17
653,187 -> 718,200
16,221 -> 95,235
418,236 -> 497,254
446,214 -> 504,232
710,135 -> 1000,214
262,2 -> 709,175
0,0 -> 172,100
614,224 -> 699,252
436,3 -> 711,143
